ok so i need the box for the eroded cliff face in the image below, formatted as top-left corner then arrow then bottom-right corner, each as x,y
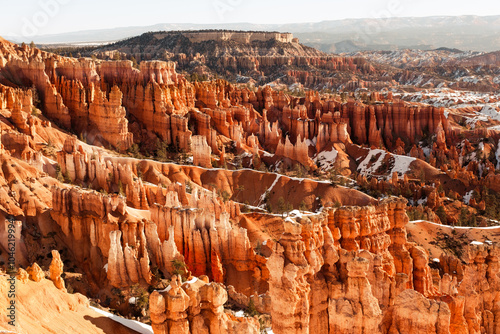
0,39 -> 458,174
49,172 -> 267,293
1,37 -> 500,334
150,275 -> 260,334
265,198 -> 500,334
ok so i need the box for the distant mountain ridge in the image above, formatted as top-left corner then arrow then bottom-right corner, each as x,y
5,15 -> 500,52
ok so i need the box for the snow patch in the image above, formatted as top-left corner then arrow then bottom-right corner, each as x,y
315,148 -> 338,171
463,190 -> 474,205
258,175 -> 281,207
306,138 -> 317,147
480,105 -> 500,121
471,241 -> 484,245
410,220 -> 500,230
262,151 -> 274,158
390,155 -> 416,179
417,197 -> 428,206
90,306 -> 153,334
289,210 -> 303,218
357,149 -> 386,176
234,310 -> 245,318
158,285 -> 172,293
185,277 -> 198,285
357,149 -> 414,179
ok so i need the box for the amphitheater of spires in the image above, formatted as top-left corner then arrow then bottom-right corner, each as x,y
1,31 -> 500,334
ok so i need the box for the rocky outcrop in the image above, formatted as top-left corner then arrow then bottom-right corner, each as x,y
27,263 -> 44,282
0,274 -> 140,334
87,84 -> 133,150
0,39 -> 457,176
192,135 -> 212,168
49,179 -> 263,292
456,243 -> 500,334
328,257 -> 382,333
265,197 -> 455,334
17,268 -> 29,283
150,275 -> 260,334
181,31 -> 294,44
275,135 -> 314,168
49,250 -> 66,291
3,58 -> 72,129
380,289 -> 450,333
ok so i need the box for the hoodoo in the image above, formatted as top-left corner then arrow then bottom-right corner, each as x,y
0,23 -> 500,334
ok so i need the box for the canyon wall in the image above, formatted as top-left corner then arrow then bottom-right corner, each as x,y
181,31 -> 295,44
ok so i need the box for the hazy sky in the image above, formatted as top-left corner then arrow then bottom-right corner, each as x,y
2,0 -> 500,37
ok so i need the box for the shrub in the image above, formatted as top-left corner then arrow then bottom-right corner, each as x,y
436,206 -> 447,224
245,299 -> 259,317
55,164 -> 64,182
171,259 -> 187,279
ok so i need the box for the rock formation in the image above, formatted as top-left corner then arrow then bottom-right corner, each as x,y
150,275 -> 260,334
381,289 -> 451,333
27,263 -> 44,282
1,35 -> 500,334
192,135 -> 212,168
49,250 -> 66,291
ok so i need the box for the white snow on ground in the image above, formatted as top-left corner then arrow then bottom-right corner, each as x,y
234,310 -> 245,318
289,210 -> 304,218
417,197 -> 428,206
158,285 -> 172,293
390,155 -> 416,179
464,105 -> 500,128
357,149 -> 386,176
306,138 -> 317,147
357,148 -> 415,179
184,277 -> 198,285
463,190 -> 474,205
266,328 -> 274,334
129,297 -> 136,305
315,147 -> 338,171
262,151 -> 274,158
258,175 -> 281,207
471,241 -> 484,245
410,220 -> 500,230
90,306 -> 154,334
103,263 -> 108,273
460,76 -> 480,84
421,146 -> 431,157
480,105 -> 500,121
400,90 -> 500,119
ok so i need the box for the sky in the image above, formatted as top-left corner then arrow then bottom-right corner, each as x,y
1,0 -> 500,37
